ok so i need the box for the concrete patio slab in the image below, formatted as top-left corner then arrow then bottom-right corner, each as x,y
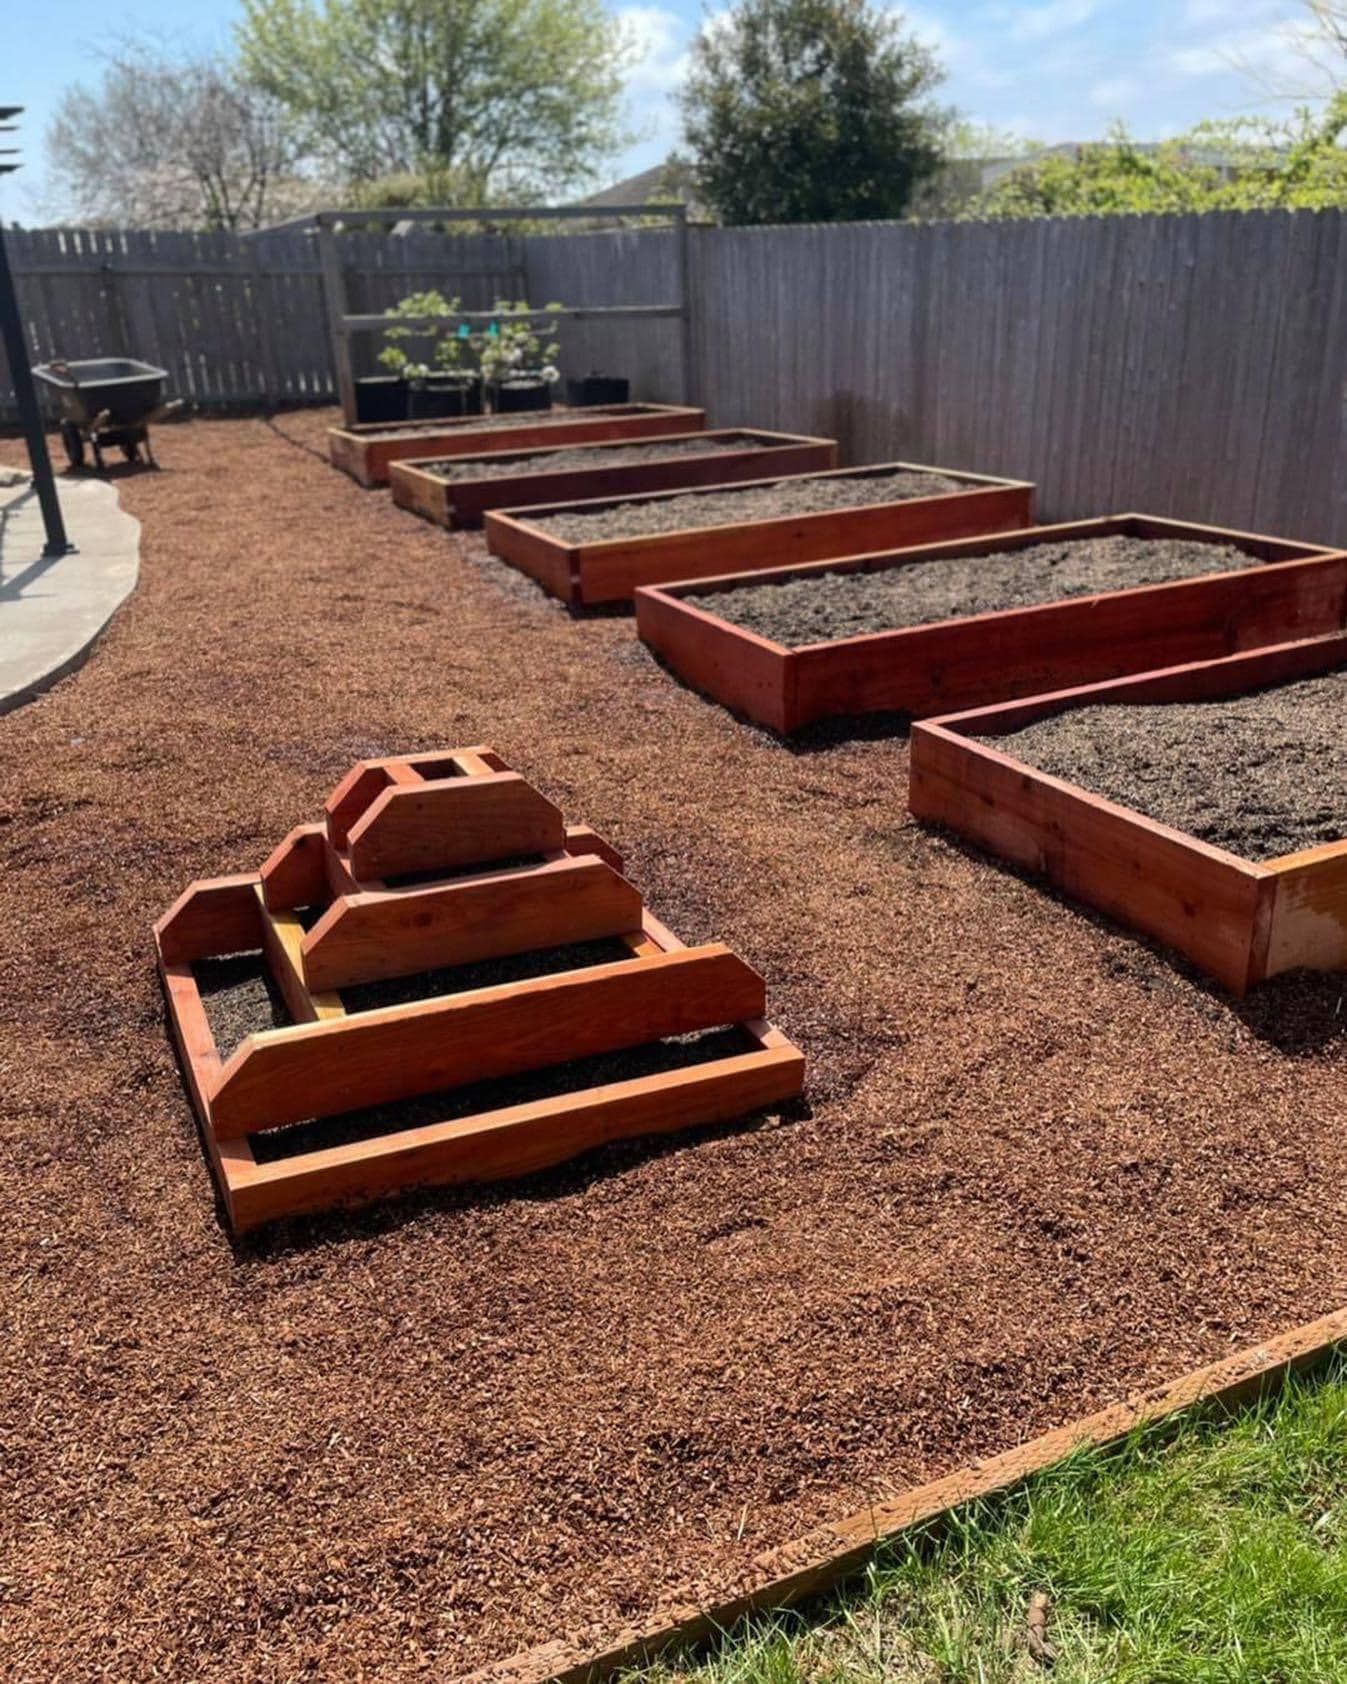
0,469 -> 141,716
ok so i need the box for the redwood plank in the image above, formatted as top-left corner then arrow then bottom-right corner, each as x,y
259,823 -> 329,911
391,430 -> 839,530
224,1034 -> 804,1231
327,404 -> 707,487
346,772 -> 566,880
300,855 -> 643,990
154,875 -> 263,965
210,944 -> 768,1135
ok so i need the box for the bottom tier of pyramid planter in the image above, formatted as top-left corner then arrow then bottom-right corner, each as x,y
156,745 -> 804,1232
909,631 -> 1347,996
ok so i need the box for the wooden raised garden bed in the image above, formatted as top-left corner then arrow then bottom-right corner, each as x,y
484,462 -> 1035,605
909,631 -> 1347,995
155,746 -> 804,1231
389,429 -> 838,530
328,403 -> 707,488
633,515 -> 1345,734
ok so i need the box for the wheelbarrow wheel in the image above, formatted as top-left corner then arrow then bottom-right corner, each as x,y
119,439 -> 140,463
60,421 -> 85,470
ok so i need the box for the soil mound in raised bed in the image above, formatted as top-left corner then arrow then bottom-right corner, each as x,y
532,467 -> 966,542
360,408 -> 656,441
690,535 -> 1259,645
985,667 -> 1347,860
424,434 -> 757,480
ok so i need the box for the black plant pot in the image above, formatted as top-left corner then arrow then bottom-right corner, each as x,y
407,373 -> 484,419
566,374 -> 630,408
354,375 -> 407,424
490,378 -> 553,414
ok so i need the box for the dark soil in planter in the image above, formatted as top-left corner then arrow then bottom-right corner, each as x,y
691,536 -> 1260,645
984,667 -> 1347,860
353,405 -> 659,442
532,467 -> 968,542
338,936 -> 636,1013
250,1026 -> 758,1162
424,434 -> 756,481
193,953 -> 291,1053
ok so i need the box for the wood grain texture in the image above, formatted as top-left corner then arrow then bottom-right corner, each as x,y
256,888 -> 346,1022
153,874 -> 263,964
910,720 -> 1268,993
327,405 -> 707,486
301,855 -> 643,990
911,632 -> 1347,993
223,1027 -> 804,1231
260,823 -> 329,911
391,431 -> 839,530
346,772 -> 566,880
209,944 -> 767,1135
637,516 -> 1345,733
486,470 -> 1035,605
453,1302 -> 1347,1684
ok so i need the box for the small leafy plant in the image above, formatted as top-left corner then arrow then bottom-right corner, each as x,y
478,299 -> 563,387
377,290 -> 471,380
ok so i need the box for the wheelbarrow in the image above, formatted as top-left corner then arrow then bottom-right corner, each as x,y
33,357 -> 183,472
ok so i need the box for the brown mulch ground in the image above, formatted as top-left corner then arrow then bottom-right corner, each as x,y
987,668 -> 1347,861
3,410 -> 1347,1682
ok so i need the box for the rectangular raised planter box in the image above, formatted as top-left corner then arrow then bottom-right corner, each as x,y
633,515 -> 1346,734
909,631 -> 1347,995
390,429 -> 839,530
328,403 -> 707,488
484,462 -> 1035,605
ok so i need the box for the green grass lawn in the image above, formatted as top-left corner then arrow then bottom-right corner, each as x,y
631,1360 -> 1347,1684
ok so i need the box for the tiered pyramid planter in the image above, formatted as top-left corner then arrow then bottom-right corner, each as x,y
328,403 -> 707,487
390,429 -> 838,530
484,462 -> 1035,606
909,632 -> 1347,995
634,515 -> 1345,734
156,747 -> 804,1231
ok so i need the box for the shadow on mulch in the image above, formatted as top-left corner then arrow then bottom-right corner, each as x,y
926,825 -> 1347,1057
782,711 -> 915,754
226,1095 -> 814,1263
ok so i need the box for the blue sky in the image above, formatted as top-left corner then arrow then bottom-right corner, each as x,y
1,0 -> 1331,217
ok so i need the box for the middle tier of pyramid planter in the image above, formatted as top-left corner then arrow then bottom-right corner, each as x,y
156,747 -> 805,1232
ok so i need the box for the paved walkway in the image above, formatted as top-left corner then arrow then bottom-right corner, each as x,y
0,467 -> 141,715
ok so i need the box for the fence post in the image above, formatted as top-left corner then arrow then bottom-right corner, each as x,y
317,218 -> 355,422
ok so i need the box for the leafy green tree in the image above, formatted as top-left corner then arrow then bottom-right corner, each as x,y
236,0 -> 631,199
680,0 -> 946,225
971,102 -> 1347,219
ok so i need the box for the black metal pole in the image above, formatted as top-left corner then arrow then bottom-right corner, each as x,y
0,217 -> 69,556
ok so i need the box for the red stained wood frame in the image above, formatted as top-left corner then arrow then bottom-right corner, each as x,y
485,463 -> 1036,606
327,404 -> 707,487
909,631 -> 1347,995
389,430 -> 839,530
634,515 -> 1347,734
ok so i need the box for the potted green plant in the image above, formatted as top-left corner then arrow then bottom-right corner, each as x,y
480,300 -> 563,413
373,291 -> 484,420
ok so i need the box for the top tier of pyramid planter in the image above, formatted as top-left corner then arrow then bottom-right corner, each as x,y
389,429 -> 838,529
484,461 -> 1035,605
156,747 -> 804,1232
328,403 -> 707,487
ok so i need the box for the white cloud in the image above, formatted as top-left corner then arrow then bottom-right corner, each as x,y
998,0 -> 1099,42
617,5 -> 692,93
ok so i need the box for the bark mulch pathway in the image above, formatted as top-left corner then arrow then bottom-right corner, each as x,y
987,668 -> 1347,861
690,536 -> 1259,646
421,433 -> 757,480
531,466 -> 966,542
3,410 -> 1346,1682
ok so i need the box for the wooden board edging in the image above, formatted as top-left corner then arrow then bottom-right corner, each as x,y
451,1303 -> 1347,1684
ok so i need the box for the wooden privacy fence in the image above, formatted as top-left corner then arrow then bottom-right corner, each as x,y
3,209 -> 1346,543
